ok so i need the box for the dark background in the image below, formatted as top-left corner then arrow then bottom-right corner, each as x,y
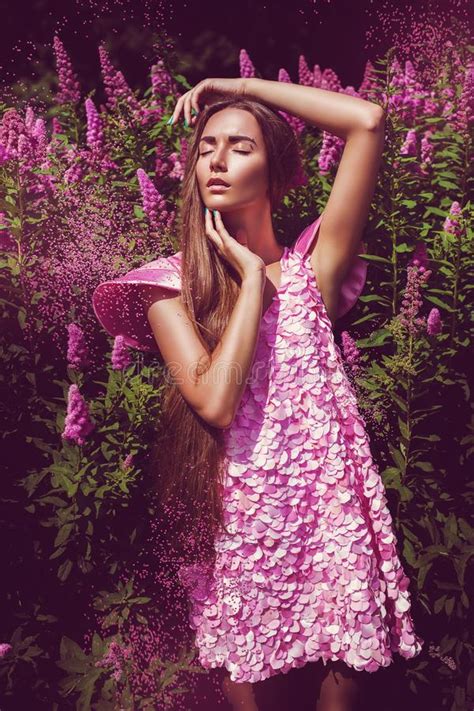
1,1 -> 471,709
1,0 -> 469,107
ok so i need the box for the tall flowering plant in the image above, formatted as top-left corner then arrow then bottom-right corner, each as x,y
0,26 -> 472,711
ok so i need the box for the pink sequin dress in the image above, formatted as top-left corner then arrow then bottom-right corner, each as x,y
92,212 -> 424,684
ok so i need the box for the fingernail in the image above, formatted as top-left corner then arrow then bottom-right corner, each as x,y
166,117 -> 173,125
184,118 -> 188,127
205,207 -> 208,214
213,210 -> 217,216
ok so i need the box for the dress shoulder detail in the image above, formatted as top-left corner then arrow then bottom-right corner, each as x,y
292,212 -> 368,320
92,251 -> 182,355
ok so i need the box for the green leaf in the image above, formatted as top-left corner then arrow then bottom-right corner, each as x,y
413,461 -> 434,472
424,295 -> 454,311
58,559 -> 73,582
54,523 -> 74,547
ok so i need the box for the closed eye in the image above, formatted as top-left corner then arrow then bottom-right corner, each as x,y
199,150 -> 251,156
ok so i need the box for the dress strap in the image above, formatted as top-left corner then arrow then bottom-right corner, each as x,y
291,211 -> 324,257
290,211 -> 369,321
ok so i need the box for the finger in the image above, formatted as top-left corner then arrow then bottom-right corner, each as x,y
212,209 -> 227,238
184,95 -> 192,128
190,89 -> 202,123
168,92 -> 187,125
205,208 -> 223,249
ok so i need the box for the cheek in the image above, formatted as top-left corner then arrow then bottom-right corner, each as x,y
237,159 -> 268,192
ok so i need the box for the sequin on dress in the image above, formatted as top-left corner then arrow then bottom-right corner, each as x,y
92,212 -> 424,684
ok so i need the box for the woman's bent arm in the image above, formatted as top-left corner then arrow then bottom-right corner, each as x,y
146,271 -> 265,429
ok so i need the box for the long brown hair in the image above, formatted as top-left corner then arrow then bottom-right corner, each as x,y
149,93 -> 302,556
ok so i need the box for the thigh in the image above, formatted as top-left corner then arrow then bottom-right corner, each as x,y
315,659 -> 364,710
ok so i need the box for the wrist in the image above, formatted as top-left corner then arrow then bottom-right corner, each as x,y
242,77 -> 260,97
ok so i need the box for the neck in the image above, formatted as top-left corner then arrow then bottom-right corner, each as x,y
221,205 -> 284,266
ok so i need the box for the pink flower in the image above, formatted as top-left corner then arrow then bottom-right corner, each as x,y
94,639 -> 133,681
62,384 -> 95,446
121,453 -> 134,470
0,643 -> 12,658
443,201 -> 463,236
85,98 -> 104,154
400,129 -> 417,157
419,130 -> 434,174
318,131 -> 344,174
298,55 -> 314,87
239,49 -> 256,79
150,60 -> 176,100
98,45 -> 142,118
53,36 -> 81,105
67,323 -> 89,370
340,331 -> 361,375
136,168 -> 170,227
399,257 -> 432,337
276,69 -> 305,135
427,308 -> 442,336
111,335 -> 132,370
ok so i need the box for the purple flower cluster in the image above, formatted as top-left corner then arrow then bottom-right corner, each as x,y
0,643 -> 12,658
85,98 -> 104,154
67,323 -> 89,370
136,168 -> 174,230
340,331 -> 362,375
427,308 -> 442,336
150,59 -> 176,100
167,137 -> 188,183
98,44 -> 142,119
239,49 -> 256,79
443,201 -> 463,236
318,130 -> 344,174
62,384 -> 95,446
428,643 -> 457,671
277,69 -> 306,135
298,55 -> 314,87
94,639 -> 133,682
121,453 -> 134,470
111,335 -> 132,370
398,247 -> 432,336
53,36 -> 81,105
0,107 -> 55,196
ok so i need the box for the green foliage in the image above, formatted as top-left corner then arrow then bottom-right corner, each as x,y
0,35 -> 473,711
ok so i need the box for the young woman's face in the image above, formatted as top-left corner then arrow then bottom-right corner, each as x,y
195,108 -> 269,212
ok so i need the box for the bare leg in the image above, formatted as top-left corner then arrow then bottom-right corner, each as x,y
222,673 -> 259,711
315,659 -> 361,711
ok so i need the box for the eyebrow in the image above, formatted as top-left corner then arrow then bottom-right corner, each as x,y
199,134 -> 257,146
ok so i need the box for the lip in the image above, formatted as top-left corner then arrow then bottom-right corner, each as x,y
207,184 -> 230,191
207,179 -> 230,187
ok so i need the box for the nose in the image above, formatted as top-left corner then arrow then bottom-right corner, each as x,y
209,146 -> 227,171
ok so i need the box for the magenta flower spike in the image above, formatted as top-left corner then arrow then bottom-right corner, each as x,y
53,36 -> 81,105
341,331 -> 361,374
136,168 -> 167,225
62,384 -> 95,446
298,55 -> 314,87
239,49 -> 256,79
427,308 -> 442,336
85,98 -> 104,154
67,323 -> 89,370
111,335 -> 133,370
443,201 -> 463,236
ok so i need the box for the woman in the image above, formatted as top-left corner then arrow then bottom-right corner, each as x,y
92,77 -> 424,711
